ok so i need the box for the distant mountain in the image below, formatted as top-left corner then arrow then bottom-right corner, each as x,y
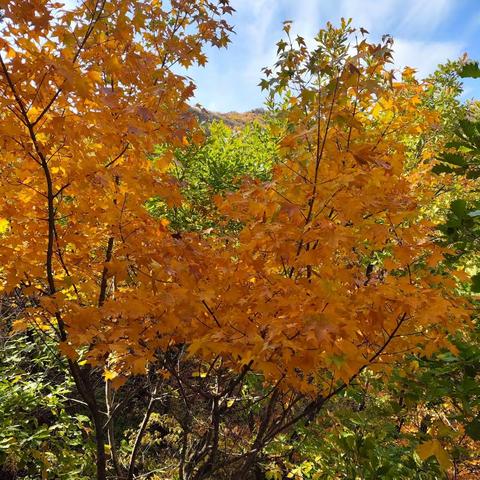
190,106 -> 265,128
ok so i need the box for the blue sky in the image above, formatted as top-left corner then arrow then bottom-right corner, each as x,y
185,0 -> 480,112
61,0 -> 480,111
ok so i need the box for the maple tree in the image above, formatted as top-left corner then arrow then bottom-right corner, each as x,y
256,59 -> 480,480
0,2 -> 474,478
0,1 -> 233,478
189,21 -> 471,396
150,22 -> 472,477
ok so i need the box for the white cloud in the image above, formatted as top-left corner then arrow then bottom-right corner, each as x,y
284,0 -> 456,41
218,0 -> 463,110
290,0 -> 324,38
338,0 -> 401,32
393,38 -> 464,77
233,0 -> 279,81
52,0 -> 475,111
396,0 -> 455,35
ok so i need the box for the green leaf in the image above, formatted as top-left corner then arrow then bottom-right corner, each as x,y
459,119 -> 478,139
471,274 -> 480,293
445,140 -> 468,149
465,418 -> 480,440
259,79 -> 270,91
451,199 -> 467,218
438,152 -> 467,167
466,169 -> 480,179
459,61 -> 480,79
432,164 -> 459,175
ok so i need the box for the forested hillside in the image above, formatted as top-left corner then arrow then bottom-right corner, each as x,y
0,1 -> 479,479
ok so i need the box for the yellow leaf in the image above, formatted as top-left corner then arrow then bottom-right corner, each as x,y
59,341 -> 77,359
12,318 -> 28,331
131,357 -> 147,375
416,439 -> 453,471
104,369 -> 118,381
434,445 -> 453,471
105,56 -> 122,73
416,439 -> 437,460
111,375 -> 128,389
87,70 -> 103,83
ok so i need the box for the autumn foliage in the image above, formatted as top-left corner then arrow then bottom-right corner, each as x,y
0,2 -> 474,479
